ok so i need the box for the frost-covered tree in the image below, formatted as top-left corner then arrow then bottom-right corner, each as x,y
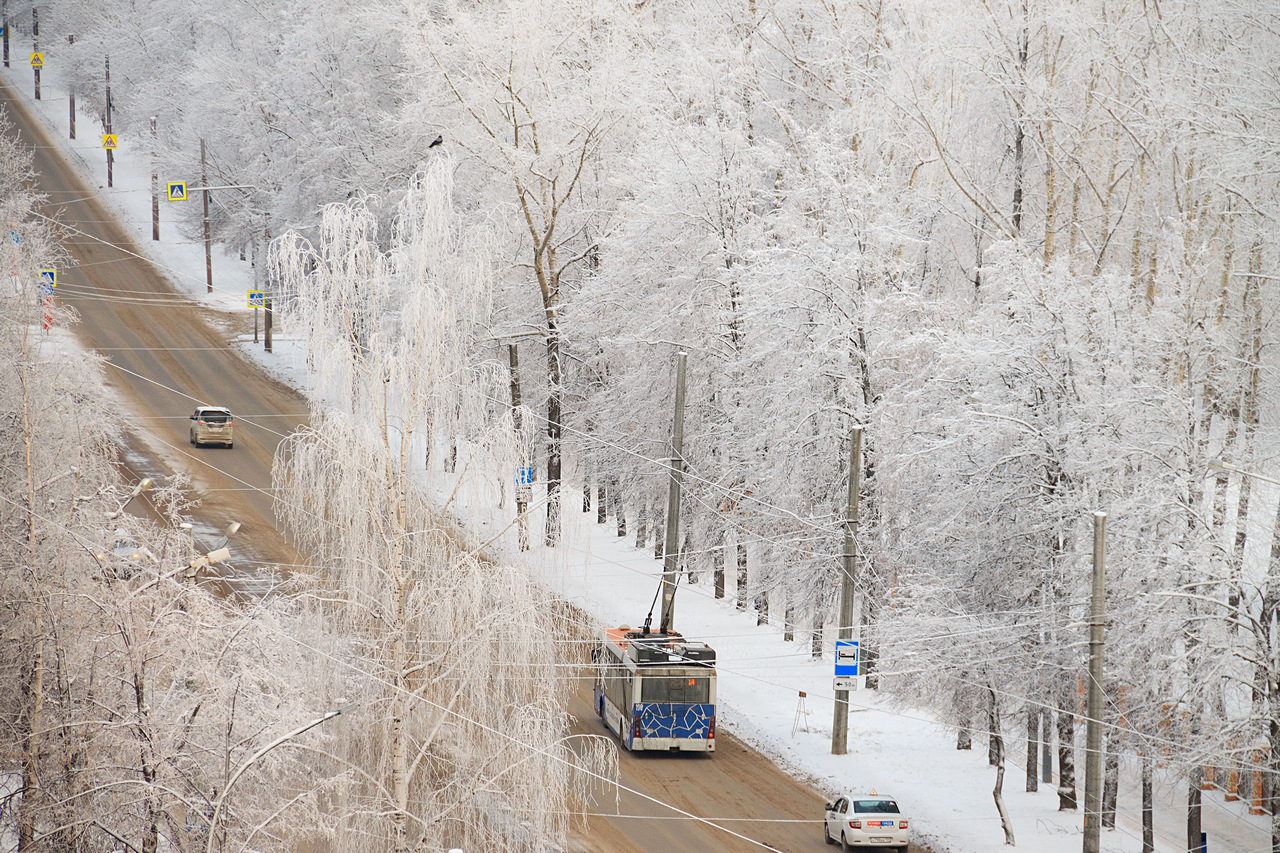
271,160 -> 614,853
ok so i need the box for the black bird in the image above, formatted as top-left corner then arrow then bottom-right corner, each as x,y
429,135 -> 443,148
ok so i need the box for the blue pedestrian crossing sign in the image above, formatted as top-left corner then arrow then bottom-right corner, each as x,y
39,268 -> 56,295
247,290 -> 265,308
834,640 -> 860,676
167,182 -> 187,201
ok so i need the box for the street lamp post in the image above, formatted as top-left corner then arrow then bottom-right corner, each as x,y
182,520 -> 240,583
204,703 -> 357,853
1208,457 -> 1280,487
105,477 -> 153,520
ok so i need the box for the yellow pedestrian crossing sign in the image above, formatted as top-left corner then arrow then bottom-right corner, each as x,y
30,52 -> 43,67
167,182 -> 187,201
102,134 -> 117,150
247,291 -> 265,308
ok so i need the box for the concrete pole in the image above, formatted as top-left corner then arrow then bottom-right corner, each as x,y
104,55 -> 113,187
658,351 -> 688,634
31,7 -> 38,100
151,117 -> 159,240
832,425 -> 862,755
1083,511 -> 1106,853
201,138 -> 212,292
67,35 -> 75,138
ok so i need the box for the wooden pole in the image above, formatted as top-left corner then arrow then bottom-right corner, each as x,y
1083,511 -> 1106,853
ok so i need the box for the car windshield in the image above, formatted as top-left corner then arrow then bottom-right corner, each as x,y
853,800 -> 899,814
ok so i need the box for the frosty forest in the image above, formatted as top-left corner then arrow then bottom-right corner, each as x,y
2,0 -> 1279,851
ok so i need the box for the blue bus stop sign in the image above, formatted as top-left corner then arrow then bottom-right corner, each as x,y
835,640 -> 860,676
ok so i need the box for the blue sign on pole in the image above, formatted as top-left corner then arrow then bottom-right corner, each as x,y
516,466 -> 534,485
834,639 -> 860,677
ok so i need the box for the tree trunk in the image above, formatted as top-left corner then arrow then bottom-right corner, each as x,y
713,527 -> 725,599
784,594 -> 794,642
635,505 -> 647,549
612,477 -> 626,537
543,324 -> 562,546
1187,774 -> 1202,853
1026,706 -> 1039,792
681,530 -> 695,583
757,590 -> 769,626
736,543 -> 748,611
597,481 -> 607,524
1142,753 -> 1154,853
988,698 -> 999,766
1042,705 -> 1054,783
654,508 -> 664,559
958,717 -> 972,750
1056,704 -> 1078,810
1271,711 -> 1280,853
990,686 -> 1015,845
1102,730 -> 1119,828
507,344 -> 529,551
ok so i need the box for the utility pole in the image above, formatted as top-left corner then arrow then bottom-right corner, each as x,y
201,138 -> 212,292
31,7 -> 38,100
67,35 -> 75,137
3,0 -> 9,68
104,55 -> 113,188
832,425 -> 862,755
658,351 -> 688,634
150,117 -> 159,240
1083,511 -> 1106,853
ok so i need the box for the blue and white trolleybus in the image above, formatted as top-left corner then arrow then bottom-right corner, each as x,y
593,626 -> 716,752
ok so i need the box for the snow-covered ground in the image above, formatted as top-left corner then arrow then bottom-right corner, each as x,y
5,59 -> 1270,853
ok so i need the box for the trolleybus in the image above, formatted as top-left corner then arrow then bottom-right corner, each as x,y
592,626 -> 716,752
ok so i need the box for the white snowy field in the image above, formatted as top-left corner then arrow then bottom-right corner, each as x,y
4,59 -> 1272,853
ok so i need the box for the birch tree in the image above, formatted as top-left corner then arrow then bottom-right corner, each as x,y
271,160 -> 614,853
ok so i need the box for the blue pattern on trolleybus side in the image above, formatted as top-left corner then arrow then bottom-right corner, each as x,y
635,703 -> 714,738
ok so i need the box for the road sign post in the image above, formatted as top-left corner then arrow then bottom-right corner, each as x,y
248,291 -> 264,343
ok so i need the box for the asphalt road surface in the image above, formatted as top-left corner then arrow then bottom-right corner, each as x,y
2,76 -> 936,853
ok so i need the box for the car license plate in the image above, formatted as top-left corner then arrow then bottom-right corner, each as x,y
871,838 -> 892,844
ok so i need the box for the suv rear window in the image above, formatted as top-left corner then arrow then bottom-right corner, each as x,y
853,800 -> 899,814
200,411 -> 230,423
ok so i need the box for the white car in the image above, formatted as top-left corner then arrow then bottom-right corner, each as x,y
189,406 -> 234,448
823,793 -> 908,850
